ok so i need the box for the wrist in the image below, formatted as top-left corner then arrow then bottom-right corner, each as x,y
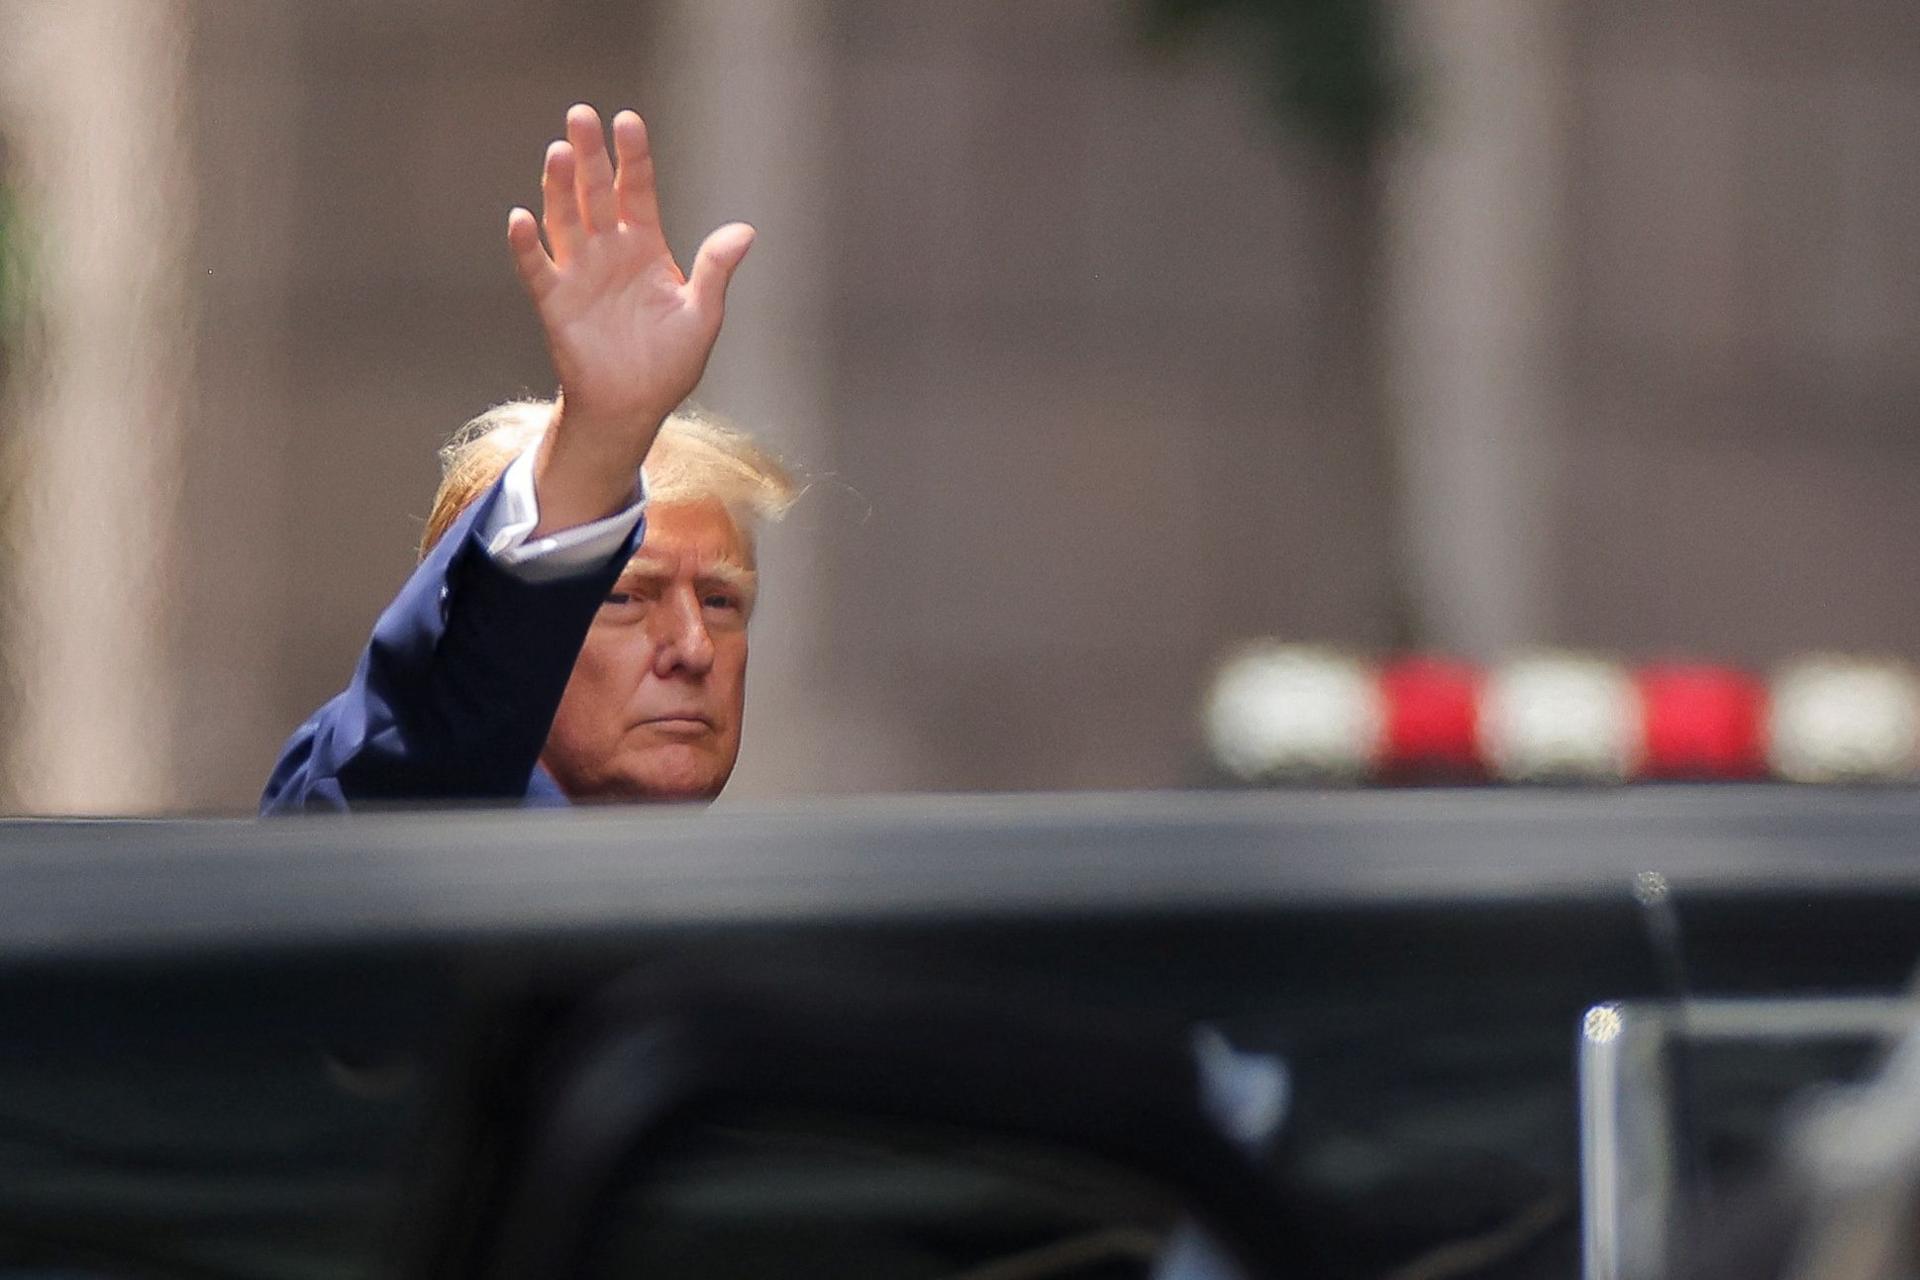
551,390 -> 672,455
530,413 -> 652,537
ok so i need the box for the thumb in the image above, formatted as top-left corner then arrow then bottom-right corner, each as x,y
687,222 -> 756,313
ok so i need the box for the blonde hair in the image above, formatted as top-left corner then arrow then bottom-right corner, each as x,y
420,399 -> 796,559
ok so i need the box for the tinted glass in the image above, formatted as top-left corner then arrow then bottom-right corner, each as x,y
581,1110 -> 1218,1280
0,954 -> 456,1280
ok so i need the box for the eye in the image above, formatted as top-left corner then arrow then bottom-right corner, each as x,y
703,593 -> 742,612
603,591 -> 633,606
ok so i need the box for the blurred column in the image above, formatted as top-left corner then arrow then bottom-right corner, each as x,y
1379,0 -> 1569,658
0,0 -> 192,812
168,2 -> 298,811
647,0 -> 839,796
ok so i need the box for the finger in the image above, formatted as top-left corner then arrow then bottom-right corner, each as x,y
541,140 -> 585,265
687,222 -> 756,315
506,207 -> 558,300
566,103 -> 618,235
611,110 -> 668,254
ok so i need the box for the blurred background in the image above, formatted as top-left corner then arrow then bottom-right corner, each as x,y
0,0 -> 1915,813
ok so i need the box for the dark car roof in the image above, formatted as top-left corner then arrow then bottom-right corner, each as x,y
5,787 -> 1920,962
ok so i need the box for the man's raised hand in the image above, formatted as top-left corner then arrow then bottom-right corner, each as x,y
507,105 -> 754,533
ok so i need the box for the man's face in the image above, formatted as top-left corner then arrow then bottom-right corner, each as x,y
541,497 -> 754,802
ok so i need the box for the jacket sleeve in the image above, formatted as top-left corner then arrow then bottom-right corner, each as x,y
260,478 -> 643,814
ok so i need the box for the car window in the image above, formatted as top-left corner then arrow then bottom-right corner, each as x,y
580,1109 -> 1241,1280
0,954 -> 457,1280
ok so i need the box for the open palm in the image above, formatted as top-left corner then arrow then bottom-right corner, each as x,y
508,106 -> 753,437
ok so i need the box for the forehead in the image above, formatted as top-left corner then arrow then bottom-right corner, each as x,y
631,497 -> 754,574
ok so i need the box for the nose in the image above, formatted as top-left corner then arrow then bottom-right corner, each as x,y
648,585 -> 715,678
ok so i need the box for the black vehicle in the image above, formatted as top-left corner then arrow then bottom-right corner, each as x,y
3,789 -> 1919,1280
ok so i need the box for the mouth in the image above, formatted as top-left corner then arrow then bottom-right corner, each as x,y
640,714 -> 714,735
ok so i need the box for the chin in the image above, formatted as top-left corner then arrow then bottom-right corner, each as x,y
604,746 -> 734,804
545,736 -> 739,805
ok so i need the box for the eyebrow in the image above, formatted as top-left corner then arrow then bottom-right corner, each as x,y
619,557 -> 758,594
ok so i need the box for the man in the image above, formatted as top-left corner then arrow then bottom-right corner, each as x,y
263,105 -> 792,813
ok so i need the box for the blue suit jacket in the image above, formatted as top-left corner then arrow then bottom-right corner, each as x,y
261,479 -> 645,814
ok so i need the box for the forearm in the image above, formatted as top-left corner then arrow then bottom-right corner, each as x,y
338,531 -> 622,800
261,478 -> 642,812
530,395 -> 662,537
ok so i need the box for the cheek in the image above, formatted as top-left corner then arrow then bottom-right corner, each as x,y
551,630 -> 636,743
571,627 -> 629,685
716,637 -> 750,713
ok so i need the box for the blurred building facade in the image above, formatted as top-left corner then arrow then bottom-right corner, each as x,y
0,0 -> 1917,812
